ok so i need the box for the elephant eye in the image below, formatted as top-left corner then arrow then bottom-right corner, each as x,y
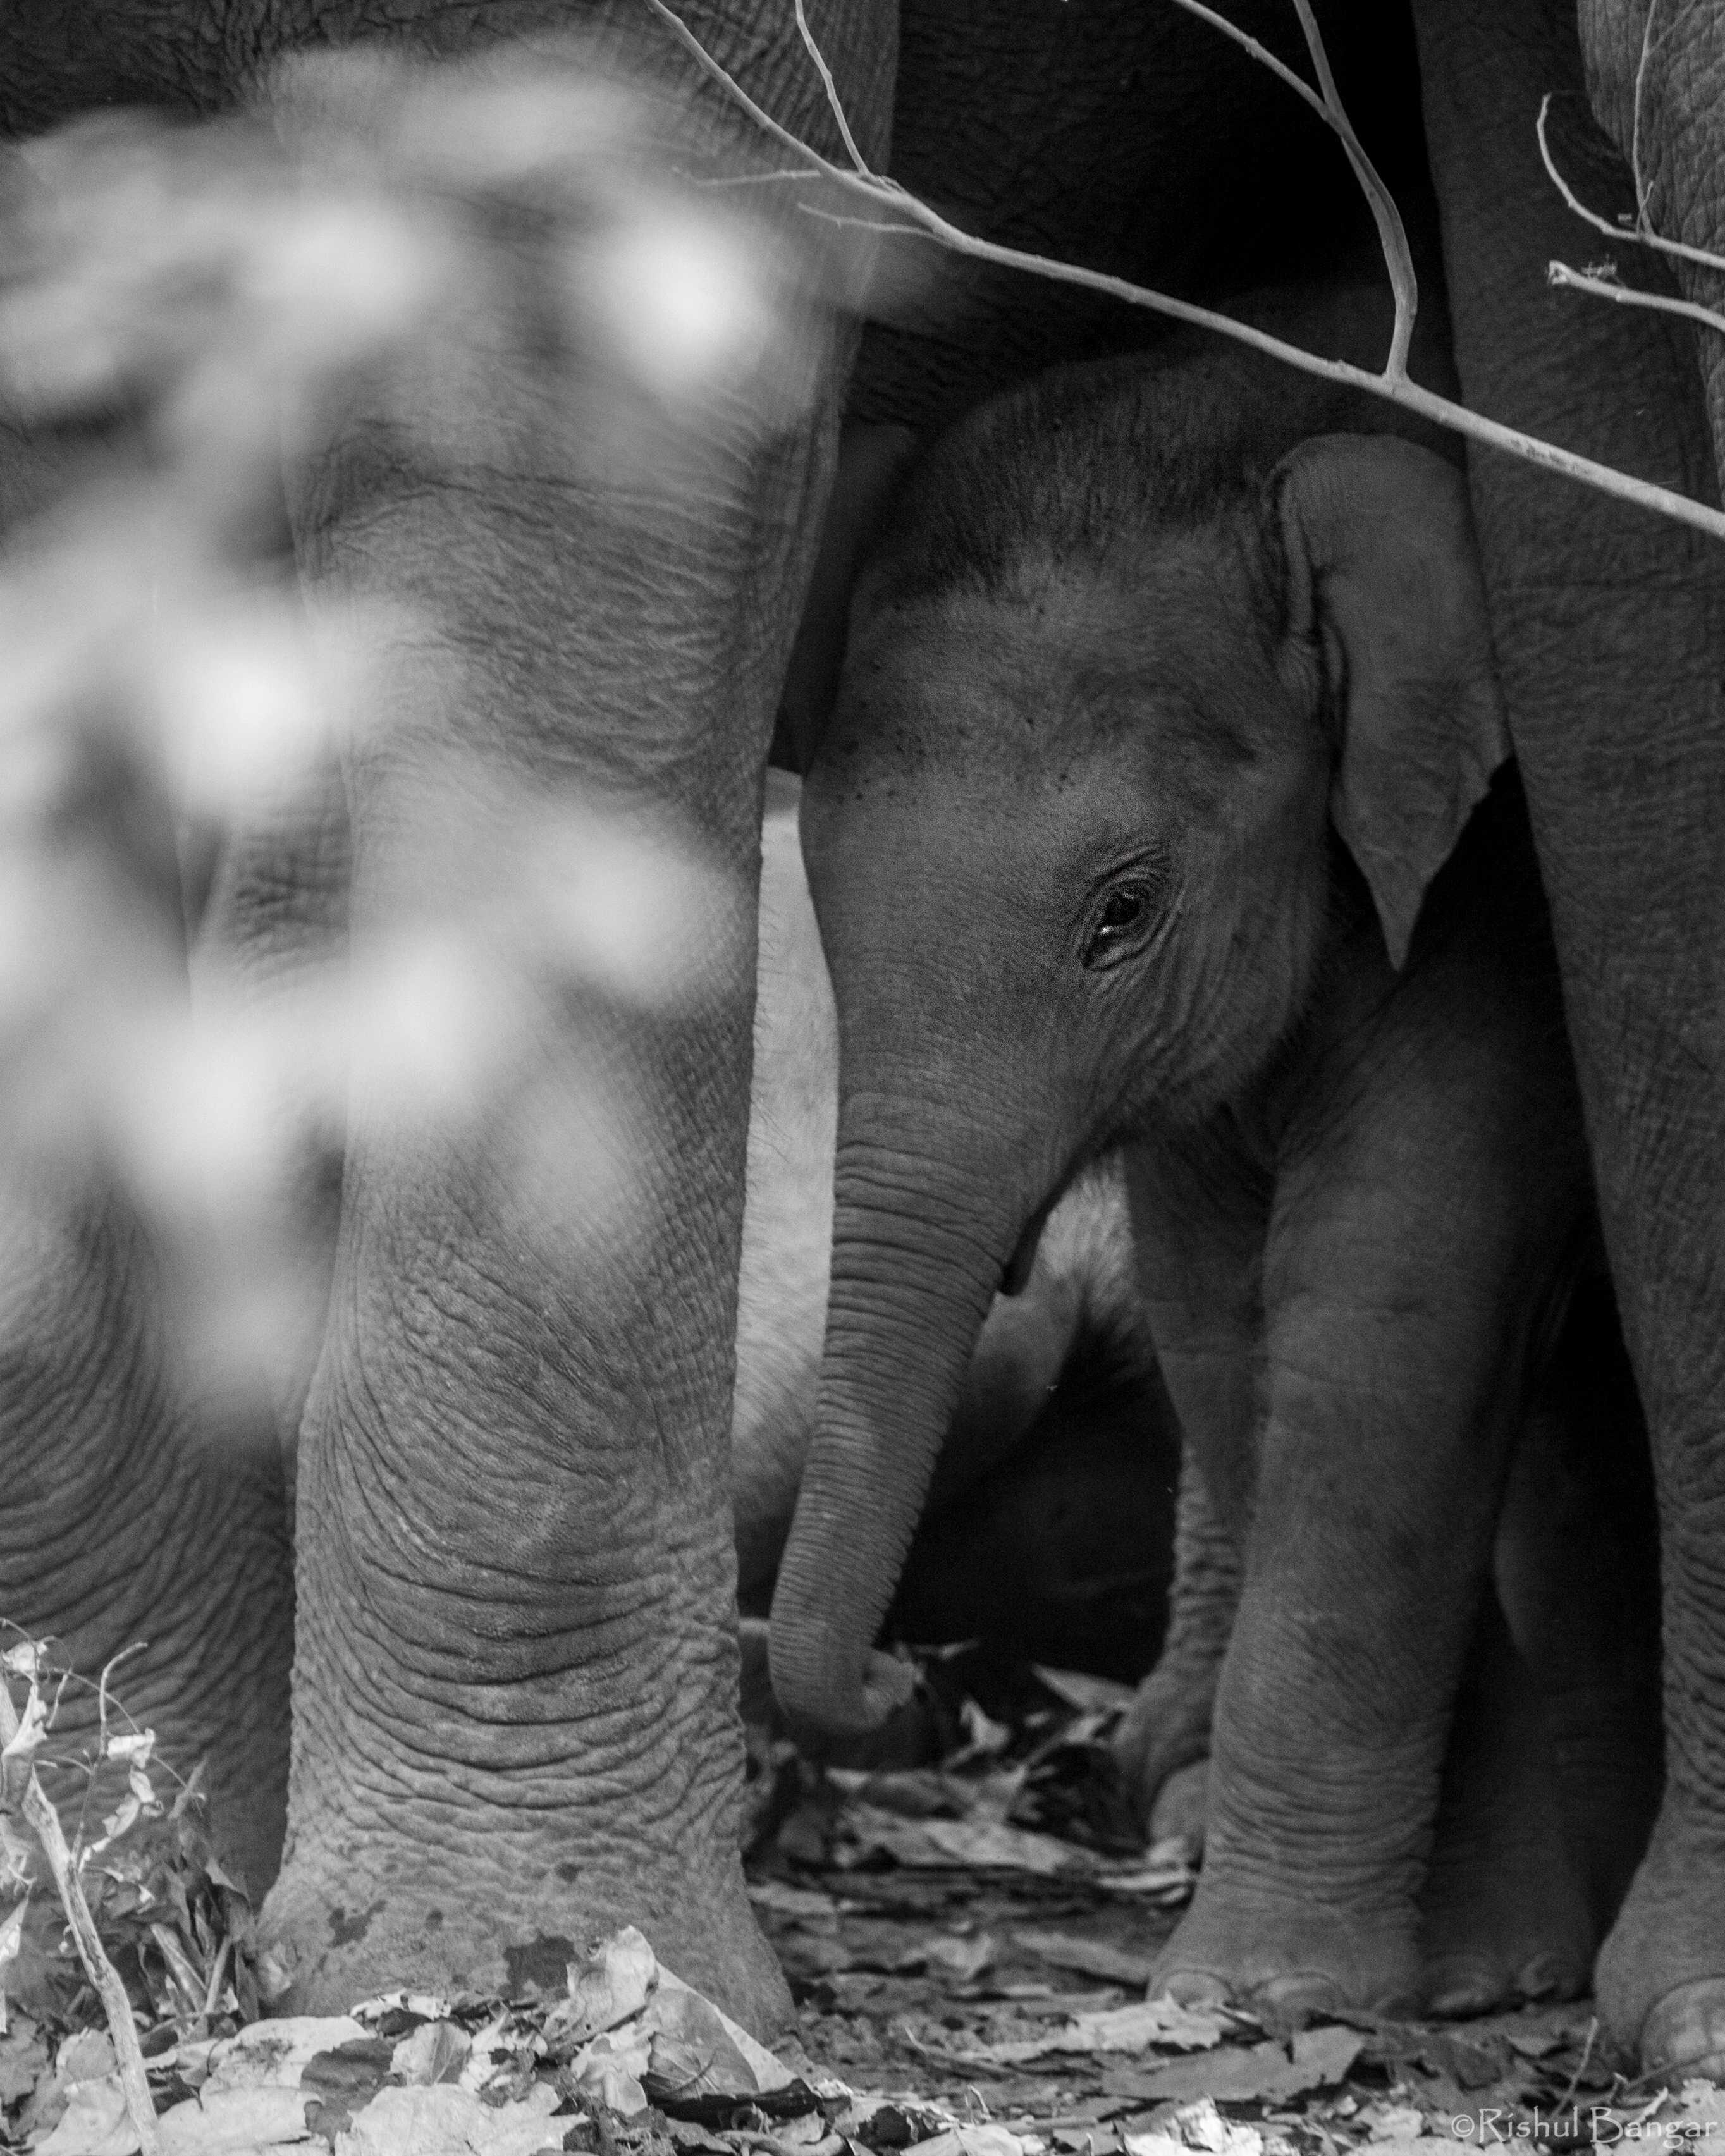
1082,879 -> 1160,969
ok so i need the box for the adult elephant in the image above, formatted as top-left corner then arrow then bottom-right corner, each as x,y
1411,0 -> 1725,2083
0,0 -> 1382,2036
0,0 -> 897,2036
764,0 -> 1725,2082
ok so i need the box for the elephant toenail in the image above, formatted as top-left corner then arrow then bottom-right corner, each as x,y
1427,1964 -> 1497,2018
1639,1979 -> 1725,2086
1157,1969 -> 1231,2009
1516,1956 -> 1575,2003
1257,1973 -> 1343,2021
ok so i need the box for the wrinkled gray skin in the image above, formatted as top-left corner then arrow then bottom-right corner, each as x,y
735,769 -> 1154,1607
770,326 -> 1652,2017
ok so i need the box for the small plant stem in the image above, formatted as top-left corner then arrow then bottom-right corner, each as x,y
1548,260 -> 1725,340
0,1668 -> 161,2154
1538,94 -> 1725,278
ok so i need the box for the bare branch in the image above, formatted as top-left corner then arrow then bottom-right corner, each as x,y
1289,0 -> 1415,377
1548,259 -> 1725,340
1162,0 -> 1335,123
639,0 -> 1725,542
644,0 -> 857,185
792,0 -> 875,178
690,166 -> 833,187
1538,94 -> 1725,278
1631,0 -> 1661,230
1163,0 -> 1416,378
802,209 -> 936,239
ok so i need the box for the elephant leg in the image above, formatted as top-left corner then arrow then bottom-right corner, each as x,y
243,10 -> 896,2034
1414,0 -> 1725,2077
1112,1449 -> 1237,1853
0,416 -> 295,1897
1406,1270 -> 1657,2014
1494,1273 -> 1662,1939
1150,928 -> 1591,2014
0,1179 -> 295,1901
1418,1598 -> 1594,2015
1113,1132 -> 1264,1848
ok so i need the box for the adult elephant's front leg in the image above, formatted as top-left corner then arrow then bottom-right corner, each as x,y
256,8 -> 894,2032
1414,0 -> 1725,2079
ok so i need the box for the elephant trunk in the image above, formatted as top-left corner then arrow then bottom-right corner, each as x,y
768,1115 -> 1023,1742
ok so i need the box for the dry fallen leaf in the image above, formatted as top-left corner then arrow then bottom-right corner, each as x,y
545,1925 -> 657,2047
331,2079 -> 563,2155
156,2084 -> 316,2151
390,2018 -> 472,2087
957,1997 -> 1231,2066
200,2016 -> 366,2095
907,2126 -> 1029,2156
1010,1929 -> 1153,1987
32,2072 -> 138,2155
1103,2027 -> 1363,2105
840,1807 -> 1097,1878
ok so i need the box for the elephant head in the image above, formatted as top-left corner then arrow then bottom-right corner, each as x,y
768,355 -> 1509,1741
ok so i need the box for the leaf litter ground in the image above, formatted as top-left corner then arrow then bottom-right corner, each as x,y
3,1643 -> 1719,2155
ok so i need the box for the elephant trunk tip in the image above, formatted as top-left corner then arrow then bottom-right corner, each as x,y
766,1608 -> 918,1749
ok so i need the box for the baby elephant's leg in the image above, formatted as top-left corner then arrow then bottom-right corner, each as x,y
1114,1449 -> 1240,1853
1151,959 -> 1592,2016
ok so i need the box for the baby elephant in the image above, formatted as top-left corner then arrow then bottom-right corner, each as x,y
766,338 -> 1645,2014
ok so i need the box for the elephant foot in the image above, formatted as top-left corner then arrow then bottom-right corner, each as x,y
1597,1796 -> 1725,2082
1416,1794 -> 1593,2016
1148,1874 -> 1421,2019
1114,1658 -> 1220,1837
1414,1599 -> 1595,2018
260,1828 -> 792,2038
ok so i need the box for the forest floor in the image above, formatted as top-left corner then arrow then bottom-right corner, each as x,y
0,1645 -> 1709,2155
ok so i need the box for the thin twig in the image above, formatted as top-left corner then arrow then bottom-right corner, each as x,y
1555,2016 -> 1597,2114
95,1643 -> 147,1775
791,0 -> 874,177
1289,0 -> 1415,377
1631,0 -> 1661,230
641,0 -> 1725,542
802,208 -> 938,238
200,1931 -> 233,2020
0,1663 -> 161,2153
21,1780 -> 161,2151
1548,259 -> 1725,340
1538,94 -> 1725,278
1163,0 -> 1415,377
1162,0 -> 1337,124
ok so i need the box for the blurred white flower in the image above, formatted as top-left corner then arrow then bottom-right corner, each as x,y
582,207 -> 777,404
150,590 -> 370,822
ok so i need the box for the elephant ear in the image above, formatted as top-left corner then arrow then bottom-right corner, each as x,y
1273,433 -> 1511,969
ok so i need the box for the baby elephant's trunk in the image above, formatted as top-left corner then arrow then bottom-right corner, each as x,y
768,1113 -> 1024,1743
